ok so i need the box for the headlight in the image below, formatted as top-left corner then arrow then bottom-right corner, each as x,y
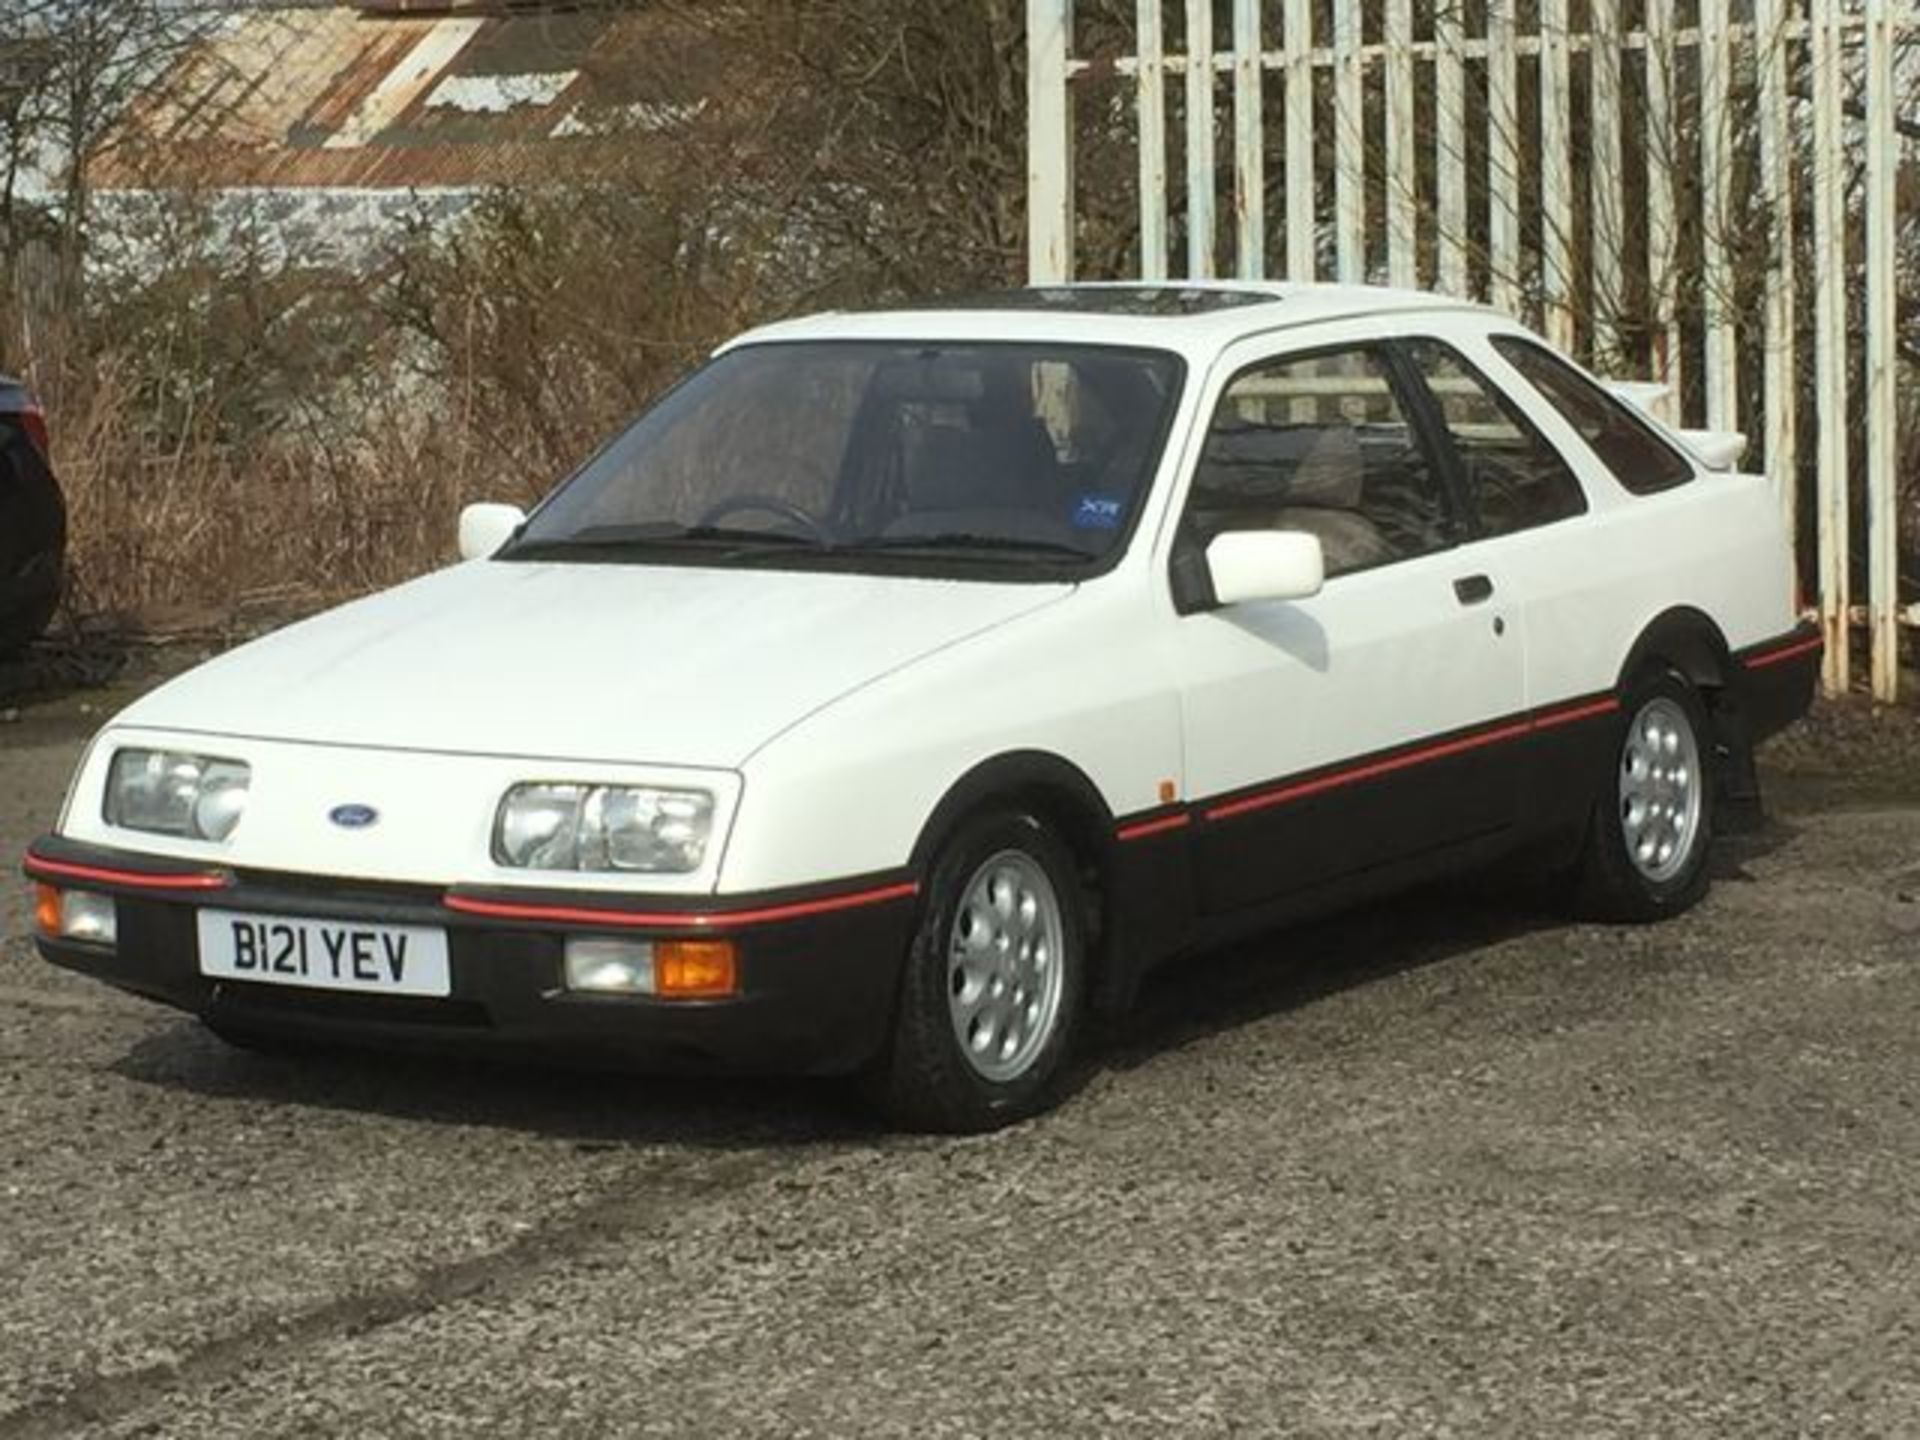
104,749 -> 252,842
493,783 -> 715,873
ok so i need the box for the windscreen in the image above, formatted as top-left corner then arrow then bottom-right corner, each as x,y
509,342 -> 1184,574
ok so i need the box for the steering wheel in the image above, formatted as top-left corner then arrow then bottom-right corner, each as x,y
694,493 -> 837,545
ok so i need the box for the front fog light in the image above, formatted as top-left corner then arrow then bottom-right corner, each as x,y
35,887 -> 117,945
565,938 -> 655,994
62,891 -> 117,944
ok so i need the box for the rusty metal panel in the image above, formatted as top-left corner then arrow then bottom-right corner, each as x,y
91,2 -> 660,191
323,17 -> 485,148
300,23 -> 438,137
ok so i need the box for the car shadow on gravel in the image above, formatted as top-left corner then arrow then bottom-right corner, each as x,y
1093,881 -> 1556,1074
103,887 -> 1553,1146
1093,810 -> 1800,1075
108,1020 -> 882,1151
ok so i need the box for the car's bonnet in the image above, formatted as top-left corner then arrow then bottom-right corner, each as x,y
115,560 -> 1072,767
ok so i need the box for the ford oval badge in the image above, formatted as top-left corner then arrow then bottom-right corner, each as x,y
328,804 -> 380,830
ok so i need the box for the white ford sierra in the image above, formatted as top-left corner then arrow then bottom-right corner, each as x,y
27,284 -> 1818,1130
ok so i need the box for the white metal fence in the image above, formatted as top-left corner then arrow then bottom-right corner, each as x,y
1026,0 -> 1915,700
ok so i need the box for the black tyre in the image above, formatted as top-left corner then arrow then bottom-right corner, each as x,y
1573,668 -> 1715,922
864,810 -> 1087,1132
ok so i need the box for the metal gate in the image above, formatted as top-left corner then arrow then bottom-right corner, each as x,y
1026,0 -> 1912,700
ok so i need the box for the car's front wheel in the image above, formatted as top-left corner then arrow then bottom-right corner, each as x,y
1574,668 -> 1715,921
865,810 -> 1086,1132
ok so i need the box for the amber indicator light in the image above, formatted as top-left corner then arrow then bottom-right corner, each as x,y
32,885 -> 61,937
655,939 -> 739,999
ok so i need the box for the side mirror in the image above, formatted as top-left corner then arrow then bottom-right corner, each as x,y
458,502 -> 526,561
1205,530 -> 1325,606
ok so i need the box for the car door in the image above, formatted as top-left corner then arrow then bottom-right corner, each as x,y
1169,334 -> 1525,916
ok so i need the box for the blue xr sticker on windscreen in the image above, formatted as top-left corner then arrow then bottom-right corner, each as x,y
1072,494 -> 1125,530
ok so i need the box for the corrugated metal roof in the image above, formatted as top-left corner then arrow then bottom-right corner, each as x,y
93,4 -> 678,191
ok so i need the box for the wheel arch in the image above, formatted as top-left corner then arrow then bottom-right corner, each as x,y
1614,605 -> 1761,825
910,750 -> 1116,876
908,750 -> 1120,989
1615,606 -> 1736,695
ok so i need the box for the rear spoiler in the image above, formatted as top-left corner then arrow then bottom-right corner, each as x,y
1604,380 -> 1747,472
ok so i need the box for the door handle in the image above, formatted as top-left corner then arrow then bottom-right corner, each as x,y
1453,574 -> 1495,605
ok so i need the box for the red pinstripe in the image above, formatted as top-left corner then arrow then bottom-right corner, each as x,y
23,855 -> 230,893
443,880 -> 920,931
1114,813 -> 1192,843
1192,695 -> 1621,826
1742,635 -> 1823,670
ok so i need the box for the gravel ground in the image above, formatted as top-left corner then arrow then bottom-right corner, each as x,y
2,669 -> 1917,1437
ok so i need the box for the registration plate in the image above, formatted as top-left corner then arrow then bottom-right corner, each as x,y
196,909 -> 452,998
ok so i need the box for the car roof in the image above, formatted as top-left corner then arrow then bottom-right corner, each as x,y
723,282 -> 1500,361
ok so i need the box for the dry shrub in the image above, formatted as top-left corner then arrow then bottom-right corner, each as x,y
48,349 -> 563,628
26,184 -> 650,628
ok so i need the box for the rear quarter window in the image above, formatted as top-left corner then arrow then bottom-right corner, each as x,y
1491,337 -> 1697,496
1402,338 -> 1587,538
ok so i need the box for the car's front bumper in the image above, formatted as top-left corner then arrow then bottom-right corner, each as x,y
24,836 -> 919,1076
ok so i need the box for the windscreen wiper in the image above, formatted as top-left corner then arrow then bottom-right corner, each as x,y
502,522 -> 826,561
839,533 -> 1097,562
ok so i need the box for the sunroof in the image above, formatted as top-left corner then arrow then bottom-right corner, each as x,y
902,286 -> 1283,317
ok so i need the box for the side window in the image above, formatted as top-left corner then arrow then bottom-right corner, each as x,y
1491,336 -> 1696,495
1183,346 -> 1452,579
1403,339 -> 1588,537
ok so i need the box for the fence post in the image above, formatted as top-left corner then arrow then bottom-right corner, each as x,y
1589,0 -> 1624,362
1136,0 -> 1168,280
1867,0 -> 1899,701
1812,0 -> 1850,694
1700,0 -> 1737,432
1756,0 -> 1798,561
1539,0 -> 1575,351
1027,0 -> 1075,284
1435,3 -> 1467,296
1232,0 -> 1264,279
1487,0 -> 1521,316
1386,0 -> 1416,289
1184,0 -> 1216,278
1332,4 -> 1364,283
1283,0 -> 1314,280
1645,0 -> 1682,420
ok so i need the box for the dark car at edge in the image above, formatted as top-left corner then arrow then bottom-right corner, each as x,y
0,374 -> 63,655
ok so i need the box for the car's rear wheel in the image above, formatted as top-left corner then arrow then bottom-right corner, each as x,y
864,810 -> 1086,1132
1573,668 -> 1715,921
